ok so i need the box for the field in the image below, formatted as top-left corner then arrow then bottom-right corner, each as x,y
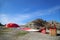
0,26 -> 60,40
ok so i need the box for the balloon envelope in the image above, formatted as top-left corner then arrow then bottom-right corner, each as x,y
6,23 -> 20,28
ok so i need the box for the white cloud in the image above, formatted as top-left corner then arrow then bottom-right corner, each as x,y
48,6 -> 60,14
0,14 -> 9,24
23,8 -> 30,12
30,6 -> 60,16
13,14 -> 30,21
0,14 -> 31,25
0,6 -> 60,25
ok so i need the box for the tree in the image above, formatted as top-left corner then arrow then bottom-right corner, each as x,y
0,23 -> 4,26
32,18 -> 48,29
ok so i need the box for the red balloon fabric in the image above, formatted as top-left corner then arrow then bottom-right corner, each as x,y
6,23 -> 20,28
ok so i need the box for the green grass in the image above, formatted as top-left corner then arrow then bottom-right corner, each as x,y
0,27 -> 28,37
0,31 -> 4,35
0,27 -> 10,35
15,31 -> 28,37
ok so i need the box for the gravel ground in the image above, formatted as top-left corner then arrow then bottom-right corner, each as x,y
17,31 -> 60,40
0,29 -> 60,40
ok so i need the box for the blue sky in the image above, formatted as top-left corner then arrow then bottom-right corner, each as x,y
0,0 -> 60,25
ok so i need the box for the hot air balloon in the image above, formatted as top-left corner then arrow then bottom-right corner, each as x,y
5,23 -> 20,28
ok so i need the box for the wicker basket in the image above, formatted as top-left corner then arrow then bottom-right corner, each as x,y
49,28 -> 57,36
